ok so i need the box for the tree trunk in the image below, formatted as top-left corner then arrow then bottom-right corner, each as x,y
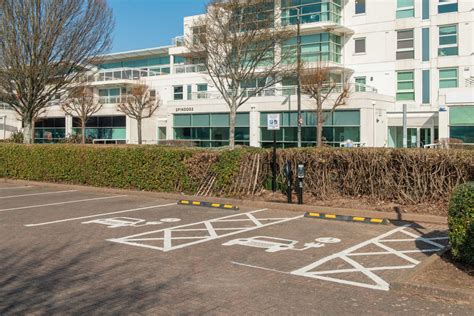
316,95 -> 324,148
81,120 -> 86,144
137,118 -> 142,145
23,119 -> 34,144
317,116 -> 324,148
229,107 -> 236,149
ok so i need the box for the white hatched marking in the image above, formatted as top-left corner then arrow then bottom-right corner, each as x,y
291,225 -> 447,291
109,209 -> 303,252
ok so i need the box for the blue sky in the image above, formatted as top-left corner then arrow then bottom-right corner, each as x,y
108,0 -> 207,53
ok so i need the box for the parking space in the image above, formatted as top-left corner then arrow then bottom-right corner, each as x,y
0,181 -> 469,314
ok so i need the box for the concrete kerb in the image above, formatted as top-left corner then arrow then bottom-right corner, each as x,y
391,248 -> 474,305
1,178 -> 447,225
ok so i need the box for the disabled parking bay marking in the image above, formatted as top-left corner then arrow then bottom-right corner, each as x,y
108,209 -> 304,252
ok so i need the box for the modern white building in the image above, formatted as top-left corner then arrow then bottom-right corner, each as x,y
1,0 -> 473,147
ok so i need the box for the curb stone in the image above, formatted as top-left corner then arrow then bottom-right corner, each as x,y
391,247 -> 474,305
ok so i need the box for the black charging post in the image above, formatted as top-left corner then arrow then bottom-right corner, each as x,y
297,163 -> 304,205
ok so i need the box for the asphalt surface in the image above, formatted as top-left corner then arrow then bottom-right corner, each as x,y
0,181 -> 471,315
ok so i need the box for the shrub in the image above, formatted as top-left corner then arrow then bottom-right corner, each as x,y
448,182 -> 474,265
0,144 -> 473,209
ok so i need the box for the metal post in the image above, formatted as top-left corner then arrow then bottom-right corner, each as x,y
285,161 -> 292,204
296,7 -> 302,148
402,104 -> 408,148
272,130 -> 277,193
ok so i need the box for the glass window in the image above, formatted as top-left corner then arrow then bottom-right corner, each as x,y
355,0 -> 365,14
354,38 -> 366,54
422,70 -> 430,104
422,28 -> 430,61
173,86 -> 183,100
422,0 -> 430,19
283,33 -> 342,63
396,71 -> 415,101
439,68 -> 458,88
174,114 -> 191,127
396,29 -> 414,60
281,0 -> 342,25
355,77 -> 366,92
438,0 -> 458,14
450,106 -> 474,126
397,0 -> 414,18
439,25 -> 458,56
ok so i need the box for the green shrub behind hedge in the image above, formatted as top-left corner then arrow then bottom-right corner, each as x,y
448,182 -> 474,265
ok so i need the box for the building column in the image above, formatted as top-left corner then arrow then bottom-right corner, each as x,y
249,106 -> 260,147
438,107 -> 449,140
126,116 -> 132,144
65,115 -> 73,136
170,55 -> 175,74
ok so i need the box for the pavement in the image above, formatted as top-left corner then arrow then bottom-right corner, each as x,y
0,180 -> 472,315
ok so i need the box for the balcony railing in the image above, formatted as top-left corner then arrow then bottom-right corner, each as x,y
174,64 -> 206,74
98,95 -> 158,104
173,36 -> 185,47
186,83 -> 377,100
0,103 -> 13,111
85,67 -> 170,83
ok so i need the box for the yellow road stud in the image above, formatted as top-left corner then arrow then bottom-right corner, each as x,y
325,214 -> 337,219
353,217 -> 365,221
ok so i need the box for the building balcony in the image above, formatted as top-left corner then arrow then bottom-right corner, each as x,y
83,67 -> 170,87
180,83 -> 378,101
174,64 -> 206,74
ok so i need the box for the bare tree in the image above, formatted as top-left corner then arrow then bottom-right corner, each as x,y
186,0 -> 295,149
0,0 -> 114,144
117,84 -> 160,145
301,64 -> 350,147
61,87 -> 102,144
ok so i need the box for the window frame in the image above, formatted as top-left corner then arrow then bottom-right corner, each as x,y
396,71 -> 415,101
173,85 -> 184,100
354,37 -> 366,54
396,0 -> 415,19
438,0 -> 458,14
438,24 -> 458,57
439,68 -> 459,89
396,29 -> 415,60
355,0 -> 366,15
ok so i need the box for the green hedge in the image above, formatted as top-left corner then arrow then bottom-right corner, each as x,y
0,145 -> 199,192
1,144 -> 473,209
448,182 -> 474,265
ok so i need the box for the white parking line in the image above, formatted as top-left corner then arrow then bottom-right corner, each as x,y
25,203 -> 177,227
0,186 -> 32,190
0,195 -> 127,213
0,190 -> 77,199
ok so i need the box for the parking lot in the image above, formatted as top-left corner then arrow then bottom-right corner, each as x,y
0,181 -> 471,314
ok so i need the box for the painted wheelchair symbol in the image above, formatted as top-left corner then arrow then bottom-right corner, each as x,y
222,236 -> 341,253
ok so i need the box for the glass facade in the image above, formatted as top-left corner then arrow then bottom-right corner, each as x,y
72,116 -> 126,142
34,117 -> 66,143
281,0 -> 342,25
260,110 -> 360,148
283,33 -> 342,63
174,113 -> 250,147
450,106 -> 474,143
